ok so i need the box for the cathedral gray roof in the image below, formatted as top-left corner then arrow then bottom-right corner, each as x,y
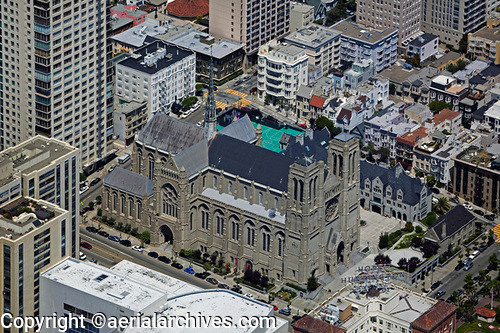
217,115 -> 256,143
360,160 -> 429,205
428,205 -> 475,241
104,167 -> 154,197
137,113 -> 204,154
283,128 -> 331,163
208,134 -> 294,191
173,139 -> 208,177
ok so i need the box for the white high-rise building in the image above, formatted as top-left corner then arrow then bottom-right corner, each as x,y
0,0 -> 108,166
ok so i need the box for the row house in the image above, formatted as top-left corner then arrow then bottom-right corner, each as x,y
336,96 -> 374,134
395,126 -> 428,169
429,75 -> 469,111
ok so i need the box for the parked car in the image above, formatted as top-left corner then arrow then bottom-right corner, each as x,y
94,199 -> 102,205
244,293 -> 254,299
86,226 -> 98,233
206,277 -> 218,285
108,165 -> 116,173
158,256 -> 171,263
464,262 -> 473,271
464,203 -> 473,210
231,285 -> 242,294
98,230 -> 109,238
241,76 -> 251,82
445,295 -> 455,303
89,257 -> 97,263
195,272 -> 205,279
434,290 -> 446,299
479,243 -> 488,252
201,271 -> 211,279
108,235 -> 120,242
486,214 -> 496,221
148,251 -> 159,258
454,262 -> 464,271
273,305 -> 279,311
217,283 -> 230,289
79,186 -> 89,195
80,242 -> 92,250
131,245 -> 143,252
456,289 -> 465,297
184,267 -> 195,274
474,209 -> 484,216
120,239 -> 132,247
90,178 -> 101,186
171,262 -> 183,269
79,252 -> 87,260
430,281 -> 442,290
279,308 -> 291,316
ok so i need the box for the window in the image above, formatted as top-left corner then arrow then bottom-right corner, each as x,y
228,181 -> 233,193
231,220 -> 239,240
259,192 -> 263,204
277,237 -> 283,257
246,224 -> 255,246
262,231 -> 270,252
148,154 -> 154,180
213,176 -> 218,187
128,198 -> 133,217
244,187 -> 248,198
121,196 -> 125,214
137,201 -> 142,219
162,184 -> 178,217
216,215 -> 224,235
113,193 -> 117,211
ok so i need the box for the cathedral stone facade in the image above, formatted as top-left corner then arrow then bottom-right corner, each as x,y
102,114 -> 360,284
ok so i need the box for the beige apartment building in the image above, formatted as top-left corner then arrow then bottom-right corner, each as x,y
356,0 -> 422,46
421,0 -> 487,47
0,198 -> 71,327
290,2 -> 314,32
468,17 -> 500,65
0,0 -> 109,166
209,0 -> 290,56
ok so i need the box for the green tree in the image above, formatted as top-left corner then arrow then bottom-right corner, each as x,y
315,116 -> 341,137
97,208 -> 102,217
307,272 -> 319,291
489,253 -> 500,270
80,173 -> 87,182
426,174 -> 436,187
432,197 -> 450,215
379,233 -> 389,249
196,83 -> 203,91
429,101 -> 452,114
96,195 -> 102,202
378,147 -> 390,162
366,142 -> 375,154
140,231 -> 151,244
181,96 -> 198,109
88,201 -> 95,209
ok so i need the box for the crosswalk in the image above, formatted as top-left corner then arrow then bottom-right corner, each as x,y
493,223 -> 500,242
224,89 -> 247,98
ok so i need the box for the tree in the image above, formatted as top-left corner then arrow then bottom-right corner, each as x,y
80,173 -> 87,182
261,276 -> 270,288
193,249 -> 202,260
181,96 -> 198,109
411,236 -> 422,248
459,33 -> 469,54
397,257 -> 408,269
429,101 -> 452,114
307,272 -> 319,291
489,253 -> 500,270
374,254 -> 392,265
315,116 -> 341,137
408,257 -> 421,273
422,240 -> 439,258
97,208 -> 102,217
88,201 -> 95,209
140,231 -> 151,244
379,233 -> 389,249
378,147 -> 390,162
404,54 -> 421,67
251,270 -> 262,285
433,197 -> 450,215
415,226 -> 423,234
96,195 -> 102,202
426,174 -> 436,187
389,83 -> 396,95
244,268 -> 253,282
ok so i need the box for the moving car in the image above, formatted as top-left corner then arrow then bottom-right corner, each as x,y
278,308 -> 291,316
148,251 -> 159,258
158,256 -> 171,263
79,252 -> 87,260
434,290 -> 446,299
80,242 -> 92,250
108,235 -> 120,242
131,245 -> 143,252
206,277 -> 218,285
86,226 -> 98,233
171,262 -> 183,269
184,267 -> 195,274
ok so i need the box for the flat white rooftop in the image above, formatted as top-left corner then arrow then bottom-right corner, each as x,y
124,290 -> 288,333
110,260 -> 201,297
42,258 -> 167,312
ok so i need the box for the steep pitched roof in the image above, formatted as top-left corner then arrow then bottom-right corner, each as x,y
337,108 -> 352,121
172,139 -> 208,177
428,205 -> 475,241
137,113 -> 204,154
292,315 -> 346,333
217,115 -> 256,143
283,128 -> 331,163
208,135 -> 295,191
104,168 -> 154,197
310,95 -> 326,108
166,0 -> 209,18
396,127 -> 428,146
360,160 -> 429,205
411,301 -> 456,332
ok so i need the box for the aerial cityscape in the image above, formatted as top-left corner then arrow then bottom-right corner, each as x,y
2,0 -> 500,332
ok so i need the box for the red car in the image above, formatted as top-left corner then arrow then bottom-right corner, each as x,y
273,305 -> 278,311
80,242 -> 92,250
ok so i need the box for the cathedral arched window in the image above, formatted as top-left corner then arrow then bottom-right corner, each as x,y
148,154 -> 154,180
128,198 -> 134,217
162,183 -> 178,217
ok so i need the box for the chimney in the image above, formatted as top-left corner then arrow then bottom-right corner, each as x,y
441,222 -> 446,239
297,134 -> 304,146
305,128 -> 313,140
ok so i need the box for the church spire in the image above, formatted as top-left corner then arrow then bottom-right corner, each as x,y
204,48 -> 217,140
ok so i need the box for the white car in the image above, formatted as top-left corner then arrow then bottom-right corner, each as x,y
79,186 -> 89,195
464,203 -> 473,210
244,293 -> 254,299
79,252 -> 87,260
190,103 -> 200,112
131,245 -> 143,252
